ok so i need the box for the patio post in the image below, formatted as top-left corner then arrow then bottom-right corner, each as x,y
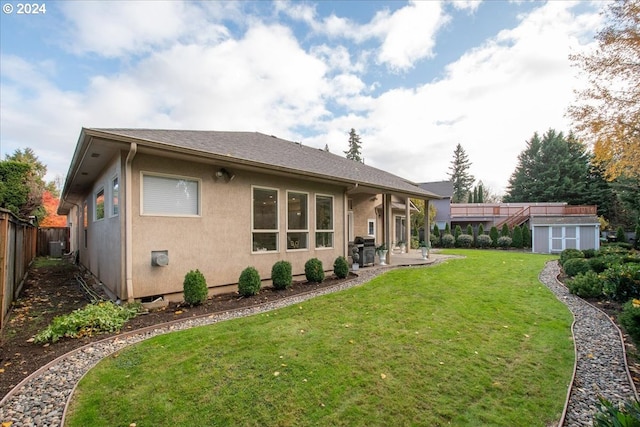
424,198 -> 431,258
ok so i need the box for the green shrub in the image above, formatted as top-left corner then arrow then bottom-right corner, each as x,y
582,249 -> 597,258
489,226 -> 499,247
429,233 -> 439,248
441,233 -> 455,248
456,234 -> 473,248
602,263 -> 640,302
589,255 -> 620,273
478,224 -> 484,238
563,258 -> 591,277
238,266 -> 261,296
466,224 -> 473,238
476,234 -> 492,248
304,258 -> 325,283
512,226 -> 523,249
635,224 -> 640,250
34,301 -> 141,343
567,271 -> 603,298
620,299 -> 640,344
616,226 -> 627,243
444,223 -> 450,235
432,224 -> 441,247
522,225 -> 531,248
601,243 -> 633,254
497,236 -> 512,249
183,269 -> 208,305
271,261 -> 292,290
593,396 -> 640,427
333,256 -> 349,279
501,223 -> 510,237
559,249 -> 584,266
454,225 -> 462,241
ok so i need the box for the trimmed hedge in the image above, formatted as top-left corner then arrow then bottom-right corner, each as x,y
476,234 -> 492,248
333,256 -> 349,279
620,299 -> 640,343
567,271 -> 603,298
239,266 -> 261,296
456,234 -> 473,248
563,258 -> 591,277
305,258 -> 325,283
559,249 -> 584,266
183,269 -> 208,306
271,261 -> 292,290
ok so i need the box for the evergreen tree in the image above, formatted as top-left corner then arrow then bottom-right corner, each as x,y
473,186 -> 478,203
501,223 -> 510,237
522,225 -> 531,248
504,129 -> 590,204
444,223 -> 451,235
468,192 -> 473,203
1,148 -> 49,220
344,128 -> 364,163
477,182 -> 484,203
324,144 -> 330,152
489,226 -> 499,247
448,144 -> 475,203
512,226 -> 523,249
454,225 -> 462,241
478,223 -> 485,237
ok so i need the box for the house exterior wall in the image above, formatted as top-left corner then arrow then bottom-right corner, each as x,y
129,154 -> 347,300
78,155 -> 124,299
349,193 -> 379,241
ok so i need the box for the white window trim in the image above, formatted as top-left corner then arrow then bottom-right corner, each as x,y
315,193 -> 334,249
94,187 -> 105,222
549,225 -> 581,253
286,190 -> 309,252
252,185 -> 280,253
367,218 -> 376,237
140,171 -> 202,217
110,175 -> 119,218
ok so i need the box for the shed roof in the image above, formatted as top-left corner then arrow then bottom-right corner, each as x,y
530,216 -> 600,226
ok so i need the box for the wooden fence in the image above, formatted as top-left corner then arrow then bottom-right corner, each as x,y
37,227 -> 70,256
0,209 -> 37,331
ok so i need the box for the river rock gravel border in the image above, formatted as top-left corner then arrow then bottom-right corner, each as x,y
0,260 -> 637,426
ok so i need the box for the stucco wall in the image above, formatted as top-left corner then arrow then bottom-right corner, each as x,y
129,154 -> 347,300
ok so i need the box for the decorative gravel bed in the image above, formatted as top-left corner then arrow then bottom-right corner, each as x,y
0,261 -> 637,426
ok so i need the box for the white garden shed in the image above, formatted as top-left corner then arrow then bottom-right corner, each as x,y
530,216 -> 600,254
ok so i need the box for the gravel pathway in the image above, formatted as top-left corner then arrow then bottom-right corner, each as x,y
1,261 -> 637,426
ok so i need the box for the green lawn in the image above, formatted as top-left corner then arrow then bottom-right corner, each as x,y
66,250 -> 573,427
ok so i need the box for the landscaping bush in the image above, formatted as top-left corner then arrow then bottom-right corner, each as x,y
600,244 -> 632,255
238,266 -> 261,296
441,233 -> 455,248
522,226 -> 531,248
456,234 -> 473,248
466,224 -> 473,239
567,271 -> 603,299
501,223 -> 510,237
616,226 -> 627,243
635,224 -> 640,250
589,255 -> 619,273
333,256 -> 349,279
489,226 -> 499,247
478,223 -> 484,237
582,248 -> 597,258
602,263 -> 640,302
34,301 -> 141,344
183,269 -> 208,305
559,248 -> 584,266
429,233 -> 439,248
454,225 -> 462,242
476,234 -> 492,248
497,236 -> 512,249
512,226 -> 523,249
304,258 -> 325,283
620,299 -> 640,344
593,396 -> 640,427
432,224 -> 441,247
562,258 -> 591,277
271,261 -> 292,290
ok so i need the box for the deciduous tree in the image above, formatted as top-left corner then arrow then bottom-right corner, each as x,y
568,0 -> 640,180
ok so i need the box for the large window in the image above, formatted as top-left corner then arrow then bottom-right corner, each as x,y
95,188 -> 105,221
253,187 -> 278,252
111,177 -> 119,216
287,191 -> 308,250
316,194 -> 334,248
142,173 -> 200,216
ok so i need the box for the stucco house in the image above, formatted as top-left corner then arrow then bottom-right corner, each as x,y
58,128 -> 440,302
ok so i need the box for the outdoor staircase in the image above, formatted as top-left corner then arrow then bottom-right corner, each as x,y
496,206 -> 530,230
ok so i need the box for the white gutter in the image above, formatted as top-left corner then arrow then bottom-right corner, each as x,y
125,143 -> 137,302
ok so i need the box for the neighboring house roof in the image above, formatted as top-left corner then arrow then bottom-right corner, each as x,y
59,128 -> 441,214
530,216 -> 600,226
418,181 -> 453,199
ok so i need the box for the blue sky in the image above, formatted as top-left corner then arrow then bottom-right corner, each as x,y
0,0 -> 605,195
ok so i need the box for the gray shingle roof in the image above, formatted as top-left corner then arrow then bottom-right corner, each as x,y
89,128 -> 439,198
418,181 -> 453,198
530,216 -> 600,226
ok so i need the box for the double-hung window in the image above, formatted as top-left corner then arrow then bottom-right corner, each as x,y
287,191 -> 308,250
111,177 -> 119,216
142,173 -> 200,216
95,188 -> 105,221
315,194 -> 334,248
253,187 -> 278,252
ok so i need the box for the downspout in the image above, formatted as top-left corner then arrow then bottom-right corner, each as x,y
125,143 -> 137,303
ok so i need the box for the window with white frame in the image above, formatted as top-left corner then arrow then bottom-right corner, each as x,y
368,219 -> 375,236
142,173 -> 200,216
287,191 -> 308,250
315,194 -> 334,248
95,188 -> 105,221
111,177 -> 119,216
253,187 -> 278,252
83,201 -> 88,248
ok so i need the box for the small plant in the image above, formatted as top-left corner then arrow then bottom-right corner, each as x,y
567,271 -> 603,298
419,240 -> 428,248
429,233 -> 439,248
589,255 -> 619,273
616,226 -> 628,243
620,299 -> 640,344
562,258 -> 592,277
454,225 -> 462,242
559,248 -> 584,266
500,223 -> 510,237
582,248 -> 597,258
432,224 -> 441,247
497,236 -> 512,249
593,396 -> 640,427
478,223 -> 484,238
456,234 -> 473,248
271,261 -> 292,290
476,234 -> 492,248
441,233 -> 455,248
333,256 -> 349,279
305,258 -> 325,283
522,225 -> 531,248
466,224 -> 473,238
34,301 -> 141,344
183,269 -> 208,305
489,226 -> 499,247
238,266 -> 261,296
512,226 -> 523,249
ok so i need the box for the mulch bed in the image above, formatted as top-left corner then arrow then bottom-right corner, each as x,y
0,260 -> 353,398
